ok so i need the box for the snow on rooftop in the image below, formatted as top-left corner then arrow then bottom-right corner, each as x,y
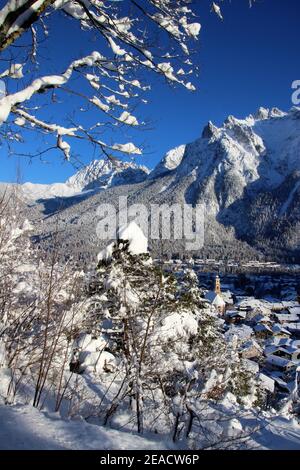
259,373 -> 275,393
225,324 -> 253,342
254,324 -> 273,333
283,323 -> 300,332
226,310 -> 247,319
205,291 -> 225,307
272,325 -> 291,336
289,307 -> 300,316
265,354 -> 296,369
275,313 -> 299,322
269,337 -> 293,347
253,314 -> 273,324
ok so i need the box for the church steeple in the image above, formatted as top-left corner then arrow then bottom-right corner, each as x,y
215,275 -> 221,295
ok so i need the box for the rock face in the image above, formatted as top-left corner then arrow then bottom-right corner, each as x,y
143,106 -> 300,261
2,106 -> 300,263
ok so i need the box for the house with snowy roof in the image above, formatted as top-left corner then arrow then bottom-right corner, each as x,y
281,323 -> 300,337
271,302 -> 288,312
267,372 -> 294,394
267,337 -> 293,348
265,354 -> 298,373
288,306 -> 300,316
265,345 -> 300,362
252,314 -> 274,326
273,313 -> 300,324
240,339 -> 263,359
254,323 -> 273,340
237,298 -> 272,317
271,324 -> 291,339
225,310 -> 247,325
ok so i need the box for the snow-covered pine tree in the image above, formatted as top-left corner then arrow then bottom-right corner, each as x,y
80,222 -> 264,440
82,222 -> 178,432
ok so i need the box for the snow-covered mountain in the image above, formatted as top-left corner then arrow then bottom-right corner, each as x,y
19,159 -> 150,201
65,159 -> 149,192
2,106 -> 300,262
152,106 -> 299,197
142,106 -> 300,258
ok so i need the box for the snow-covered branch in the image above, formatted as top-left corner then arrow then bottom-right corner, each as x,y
12,107 -> 142,159
0,1 -> 253,161
0,0 -> 56,52
0,1 -> 203,160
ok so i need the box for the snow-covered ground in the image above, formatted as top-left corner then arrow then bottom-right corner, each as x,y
1,401 -> 300,450
0,400 -> 169,450
254,416 -> 300,450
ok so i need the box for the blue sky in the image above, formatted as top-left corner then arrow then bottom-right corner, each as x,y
1,0 -> 300,184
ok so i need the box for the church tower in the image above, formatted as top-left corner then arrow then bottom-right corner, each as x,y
215,275 -> 221,295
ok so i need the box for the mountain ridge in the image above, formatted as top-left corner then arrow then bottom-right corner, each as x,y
18,159 -> 150,201
1,106 -> 300,263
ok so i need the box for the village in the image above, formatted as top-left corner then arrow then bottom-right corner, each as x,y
163,259 -> 300,404
204,273 -> 300,402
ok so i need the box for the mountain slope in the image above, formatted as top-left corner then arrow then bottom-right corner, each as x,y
2,106 -> 300,262
143,106 -> 300,260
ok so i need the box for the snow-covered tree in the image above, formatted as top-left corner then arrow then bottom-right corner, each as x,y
0,0 -> 202,161
79,222 -> 263,440
0,188 -> 36,399
0,192 -> 87,406
0,188 -> 34,337
0,1 -> 254,162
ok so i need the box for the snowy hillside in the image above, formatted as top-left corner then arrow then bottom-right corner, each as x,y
1,400 -> 300,450
1,217 -> 300,451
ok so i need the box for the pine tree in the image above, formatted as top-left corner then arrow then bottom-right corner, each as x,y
81,225 -> 263,438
